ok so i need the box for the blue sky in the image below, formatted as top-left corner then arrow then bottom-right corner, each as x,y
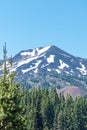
0,0 -> 87,58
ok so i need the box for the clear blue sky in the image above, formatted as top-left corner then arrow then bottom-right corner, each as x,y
0,0 -> 87,58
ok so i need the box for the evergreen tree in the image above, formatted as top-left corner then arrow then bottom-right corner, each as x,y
53,107 -> 59,130
0,43 -> 26,130
64,94 -> 74,130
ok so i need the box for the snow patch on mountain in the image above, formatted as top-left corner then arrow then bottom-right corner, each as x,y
41,64 -> 49,68
55,69 -> 61,73
21,49 -> 38,57
22,60 -> 41,74
47,55 -> 55,63
21,51 -> 32,56
17,54 -> 44,67
22,68 -> 31,73
58,60 -> 69,69
65,71 -> 70,74
47,68 -> 51,72
37,46 -> 51,55
21,46 -> 51,57
76,62 -> 87,75
34,68 -> 38,73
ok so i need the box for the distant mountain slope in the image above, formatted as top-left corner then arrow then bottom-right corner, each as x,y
0,45 -> 87,97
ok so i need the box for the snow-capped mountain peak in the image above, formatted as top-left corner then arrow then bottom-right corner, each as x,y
10,45 -> 87,77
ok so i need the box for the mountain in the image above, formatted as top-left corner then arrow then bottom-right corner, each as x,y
12,45 -> 87,76
0,45 -> 87,97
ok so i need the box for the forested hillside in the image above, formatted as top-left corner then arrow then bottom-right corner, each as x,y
22,87 -> 87,130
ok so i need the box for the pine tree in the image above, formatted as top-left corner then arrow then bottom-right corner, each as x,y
64,94 -> 74,130
53,107 -> 59,130
0,43 -> 26,130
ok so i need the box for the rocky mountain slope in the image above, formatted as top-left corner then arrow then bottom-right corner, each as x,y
0,45 -> 87,97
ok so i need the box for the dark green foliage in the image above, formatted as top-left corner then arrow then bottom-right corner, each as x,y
0,44 -> 26,130
22,87 -> 87,130
0,79 -> 25,130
